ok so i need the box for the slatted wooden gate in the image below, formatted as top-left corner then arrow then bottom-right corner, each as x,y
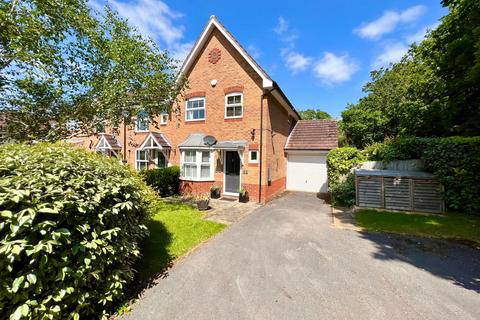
355,170 -> 444,213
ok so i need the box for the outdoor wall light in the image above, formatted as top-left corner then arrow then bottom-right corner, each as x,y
210,79 -> 217,87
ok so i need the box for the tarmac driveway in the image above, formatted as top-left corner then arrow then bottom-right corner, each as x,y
124,192 -> 480,320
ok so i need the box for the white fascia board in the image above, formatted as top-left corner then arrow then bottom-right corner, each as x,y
178,17 -> 273,89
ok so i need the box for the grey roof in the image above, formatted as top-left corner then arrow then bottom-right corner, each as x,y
179,133 -> 247,149
212,140 -> 248,149
354,169 -> 435,179
178,133 -> 210,148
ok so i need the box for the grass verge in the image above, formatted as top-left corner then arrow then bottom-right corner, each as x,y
355,209 -> 480,244
136,201 -> 226,282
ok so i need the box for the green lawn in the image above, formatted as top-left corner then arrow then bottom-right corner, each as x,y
355,209 -> 480,244
136,201 -> 226,282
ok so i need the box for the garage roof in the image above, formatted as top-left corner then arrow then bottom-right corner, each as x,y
285,120 -> 338,150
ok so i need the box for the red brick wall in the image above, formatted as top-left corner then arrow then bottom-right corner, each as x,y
81,24 -> 297,204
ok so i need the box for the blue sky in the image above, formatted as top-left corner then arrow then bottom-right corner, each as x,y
91,0 -> 448,118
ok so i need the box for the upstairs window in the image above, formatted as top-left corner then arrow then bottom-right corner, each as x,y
225,93 -> 243,118
135,111 -> 149,131
186,98 -> 205,121
160,112 -> 168,125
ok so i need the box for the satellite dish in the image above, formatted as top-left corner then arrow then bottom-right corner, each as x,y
203,135 -> 217,146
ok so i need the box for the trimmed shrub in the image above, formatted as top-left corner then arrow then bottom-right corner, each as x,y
142,166 -> 180,197
420,137 -> 480,214
0,143 -> 151,319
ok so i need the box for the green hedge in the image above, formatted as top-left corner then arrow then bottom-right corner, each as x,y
0,143 -> 151,319
142,166 -> 180,197
327,137 -> 480,214
326,147 -> 365,206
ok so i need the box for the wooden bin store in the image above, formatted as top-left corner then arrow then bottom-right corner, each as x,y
355,169 -> 445,214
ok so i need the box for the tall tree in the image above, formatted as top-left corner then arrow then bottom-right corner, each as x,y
299,108 -> 332,120
0,0 -> 184,141
341,0 -> 479,148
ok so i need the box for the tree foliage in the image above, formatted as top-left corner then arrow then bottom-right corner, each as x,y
341,0 -> 479,148
0,0 -> 184,142
299,108 -> 332,120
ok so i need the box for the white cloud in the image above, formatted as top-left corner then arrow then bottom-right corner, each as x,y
284,51 -> 312,74
354,5 -> 426,40
247,44 -> 262,59
108,0 -> 184,46
170,42 -> 194,63
313,52 -> 359,85
373,42 -> 410,68
405,22 -> 440,44
274,17 -> 289,35
90,0 -> 192,64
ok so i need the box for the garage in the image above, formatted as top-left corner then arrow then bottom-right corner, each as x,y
284,120 -> 338,194
286,152 -> 328,193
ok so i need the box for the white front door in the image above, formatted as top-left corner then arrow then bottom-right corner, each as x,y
287,153 -> 328,193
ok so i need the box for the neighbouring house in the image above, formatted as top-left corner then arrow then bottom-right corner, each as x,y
82,16 -> 338,202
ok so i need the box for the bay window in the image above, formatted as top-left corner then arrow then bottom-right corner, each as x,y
181,149 -> 214,180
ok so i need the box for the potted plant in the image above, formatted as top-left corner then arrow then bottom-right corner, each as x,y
239,187 -> 249,203
195,193 -> 210,210
210,185 -> 221,199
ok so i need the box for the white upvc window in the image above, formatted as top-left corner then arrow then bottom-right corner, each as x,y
135,112 -> 149,131
180,149 -> 214,181
225,93 -> 243,118
160,113 -> 168,125
185,97 -> 205,121
136,150 -> 149,170
249,150 -> 258,163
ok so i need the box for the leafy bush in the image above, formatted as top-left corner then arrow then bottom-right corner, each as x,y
329,175 -> 356,207
142,166 -> 180,197
327,147 -> 365,206
0,143 -> 151,319
327,137 -> 480,214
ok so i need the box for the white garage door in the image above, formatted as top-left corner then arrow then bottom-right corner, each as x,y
287,153 -> 328,193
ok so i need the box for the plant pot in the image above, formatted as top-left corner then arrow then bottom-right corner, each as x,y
197,199 -> 210,210
239,193 -> 249,203
210,188 -> 221,199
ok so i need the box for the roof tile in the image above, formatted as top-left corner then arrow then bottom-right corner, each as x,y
285,120 -> 338,150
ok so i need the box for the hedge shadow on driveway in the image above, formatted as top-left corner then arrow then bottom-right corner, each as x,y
360,231 -> 480,293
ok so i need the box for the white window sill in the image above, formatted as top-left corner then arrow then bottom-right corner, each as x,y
180,177 -> 214,182
185,119 -> 206,122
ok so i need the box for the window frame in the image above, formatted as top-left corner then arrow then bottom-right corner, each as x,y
180,149 -> 214,181
160,113 -> 168,125
249,150 -> 259,163
185,97 -> 206,122
135,149 -> 149,171
135,112 -> 150,132
224,93 -> 243,119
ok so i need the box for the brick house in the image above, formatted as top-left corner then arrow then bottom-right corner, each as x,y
82,16 -> 337,203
